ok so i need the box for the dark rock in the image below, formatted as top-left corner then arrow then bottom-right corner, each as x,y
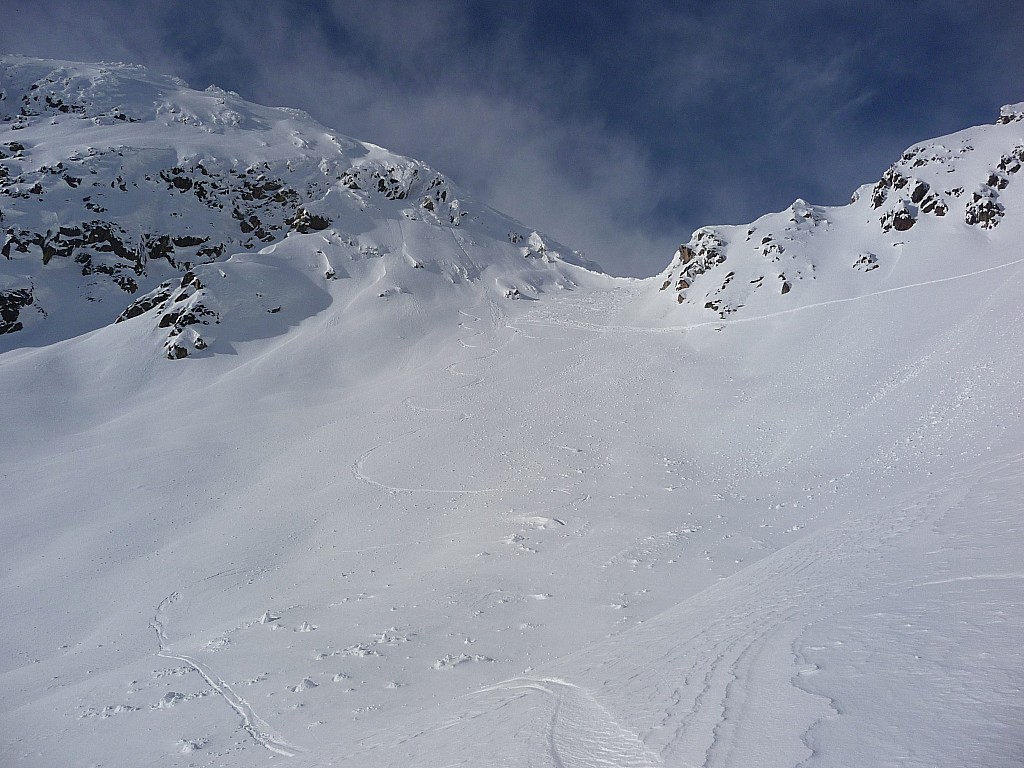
919,193 -> 948,216
166,343 -> 188,360
288,207 -> 331,233
986,173 -> 1008,190
0,286 -> 34,333
116,287 -> 172,322
997,106 -> 1024,124
892,210 -> 915,231
172,235 -> 207,248
910,180 -> 930,204
853,253 -> 880,272
881,203 -> 916,232
965,194 -> 1004,229
997,147 -> 1024,175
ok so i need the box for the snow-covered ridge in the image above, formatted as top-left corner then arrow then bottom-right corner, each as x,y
0,56 -> 599,357
650,102 -> 1024,323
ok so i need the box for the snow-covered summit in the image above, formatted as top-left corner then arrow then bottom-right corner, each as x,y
0,56 -> 600,358
646,102 -> 1024,324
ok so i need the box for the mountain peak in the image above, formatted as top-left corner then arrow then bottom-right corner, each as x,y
644,102 -> 1024,325
0,56 -> 601,358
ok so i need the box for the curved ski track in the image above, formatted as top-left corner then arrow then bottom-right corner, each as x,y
350,305 -> 506,496
478,677 -> 665,768
150,592 -> 304,758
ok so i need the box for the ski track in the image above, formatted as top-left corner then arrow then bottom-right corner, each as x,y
521,254 -> 1024,335
437,459 -> 993,768
350,306 -> 505,496
914,573 -> 1024,587
150,592 -> 303,758
654,463 -> 1002,767
786,453 -> 1024,768
338,277 -> 1006,766
478,677 -> 666,768
147,268 -> 1024,766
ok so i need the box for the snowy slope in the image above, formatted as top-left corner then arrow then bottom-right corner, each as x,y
1,59 -> 1022,768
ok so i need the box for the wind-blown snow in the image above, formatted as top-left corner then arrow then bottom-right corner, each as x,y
1,59 -> 1022,768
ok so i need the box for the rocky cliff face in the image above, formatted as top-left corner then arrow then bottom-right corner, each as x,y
0,57 -> 598,357
653,102 -> 1024,322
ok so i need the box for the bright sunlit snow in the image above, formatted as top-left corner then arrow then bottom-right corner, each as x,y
1,58 -> 1022,768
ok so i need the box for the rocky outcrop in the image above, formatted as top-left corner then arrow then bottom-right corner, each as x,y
116,271 -> 216,359
659,200 -> 821,318
660,230 -> 727,305
998,103 -> 1024,124
869,129 -> 1023,234
0,149 -> 326,282
288,206 -> 331,234
342,163 -> 466,226
654,103 -> 1024,320
0,286 -> 34,334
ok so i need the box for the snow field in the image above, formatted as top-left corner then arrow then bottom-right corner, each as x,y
2,59 -> 1022,766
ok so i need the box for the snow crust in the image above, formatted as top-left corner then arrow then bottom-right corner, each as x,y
1,59 -> 1022,768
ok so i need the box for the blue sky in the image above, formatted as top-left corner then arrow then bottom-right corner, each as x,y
4,1 -> 1022,275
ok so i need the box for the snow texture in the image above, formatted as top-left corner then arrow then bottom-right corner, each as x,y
1,59 -> 1022,768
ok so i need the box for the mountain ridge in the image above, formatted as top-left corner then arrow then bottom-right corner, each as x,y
3,56 -> 1022,358
645,100 -> 1024,325
0,55 -> 600,358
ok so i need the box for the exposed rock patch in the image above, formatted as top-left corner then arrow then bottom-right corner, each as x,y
0,286 -> 33,333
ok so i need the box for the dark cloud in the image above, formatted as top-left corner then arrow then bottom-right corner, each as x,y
3,1 -> 1022,275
